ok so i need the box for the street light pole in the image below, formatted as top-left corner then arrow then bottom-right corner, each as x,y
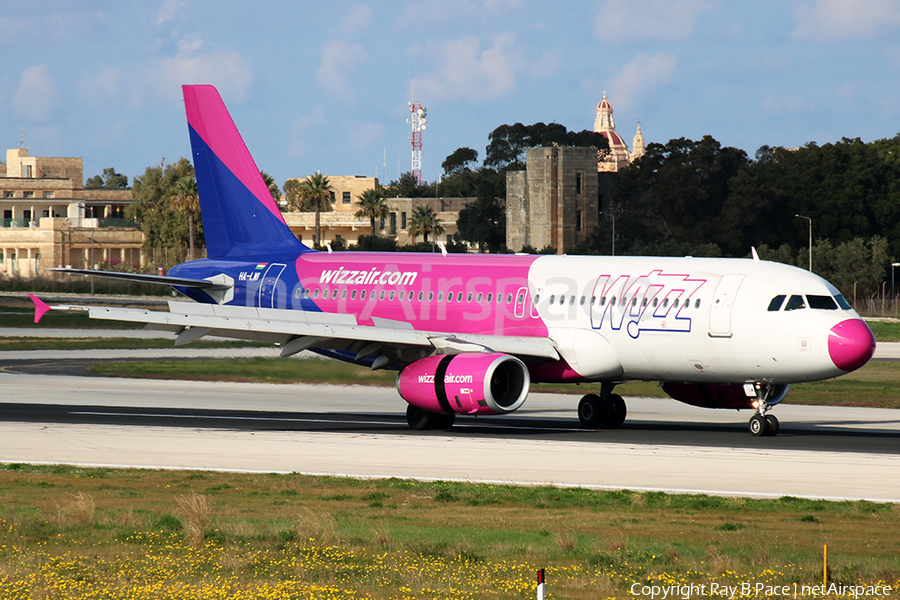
795,214 -> 812,271
891,262 -> 900,297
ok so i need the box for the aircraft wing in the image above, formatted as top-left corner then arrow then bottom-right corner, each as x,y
36,299 -> 560,363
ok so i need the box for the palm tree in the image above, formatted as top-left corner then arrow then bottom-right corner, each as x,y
407,204 -> 444,244
260,170 -> 282,206
299,172 -> 333,246
172,176 -> 200,259
354,188 -> 389,235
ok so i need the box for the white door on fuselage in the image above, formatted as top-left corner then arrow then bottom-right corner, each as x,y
709,274 -> 744,337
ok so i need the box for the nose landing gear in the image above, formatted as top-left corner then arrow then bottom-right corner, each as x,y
747,383 -> 779,437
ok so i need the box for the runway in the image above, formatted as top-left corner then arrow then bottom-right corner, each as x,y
1,371 -> 898,502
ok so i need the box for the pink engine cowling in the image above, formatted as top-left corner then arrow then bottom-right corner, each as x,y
396,353 -> 530,416
662,382 -> 790,409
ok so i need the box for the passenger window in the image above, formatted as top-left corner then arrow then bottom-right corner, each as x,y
652,298 -> 658,308
808,295 -> 838,310
303,289 -> 310,299
399,291 -> 405,300
438,292 -> 443,302
518,293 -> 525,304
361,290 -> 367,300
548,295 -> 555,305
457,292 -> 464,302
784,295 -> 806,311
591,296 -> 596,305
341,289 -> 348,300
662,298 -> 668,308
476,292 -> 483,302
642,298 -> 648,307
466,292 -> 473,302
610,297 -> 616,306
379,290 -> 385,300
559,295 -> 565,305
350,290 -> 356,300
418,291 -> 424,301
506,293 -> 513,303
768,295 -> 786,311
428,291 -> 434,301
694,299 -> 700,309
389,291 -> 395,301
332,289 -> 338,299
673,298 -> 679,308
580,296 -> 585,306
487,293 -> 493,302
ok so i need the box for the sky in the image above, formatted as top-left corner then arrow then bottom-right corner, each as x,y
2,0 -> 900,189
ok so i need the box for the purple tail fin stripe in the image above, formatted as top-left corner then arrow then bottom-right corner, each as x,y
182,85 -> 285,224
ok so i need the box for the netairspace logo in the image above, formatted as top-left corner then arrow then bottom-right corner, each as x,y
629,582 -> 893,599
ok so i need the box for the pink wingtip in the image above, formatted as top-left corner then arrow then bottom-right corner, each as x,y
28,293 -> 51,324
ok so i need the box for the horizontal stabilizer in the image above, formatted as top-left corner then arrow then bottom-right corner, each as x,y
47,267 -> 221,288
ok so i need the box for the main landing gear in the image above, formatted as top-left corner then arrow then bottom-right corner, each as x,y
747,383 -> 779,437
578,383 -> 627,429
406,405 -> 455,430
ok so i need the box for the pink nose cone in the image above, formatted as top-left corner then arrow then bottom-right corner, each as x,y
828,319 -> 875,372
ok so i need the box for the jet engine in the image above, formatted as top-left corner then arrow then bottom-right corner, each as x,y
396,353 -> 530,416
662,382 -> 790,409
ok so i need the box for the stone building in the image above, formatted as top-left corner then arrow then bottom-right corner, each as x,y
0,148 -> 141,278
506,147 -> 600,253
282,174 -> 463,247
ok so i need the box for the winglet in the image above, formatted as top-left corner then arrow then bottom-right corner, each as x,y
28,293 -> 51,324
751,247 -> 760,262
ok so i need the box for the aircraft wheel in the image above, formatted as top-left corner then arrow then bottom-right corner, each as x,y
406,405 -> 434,430
606,394 -> 627,428
578,394 -> 607,428
748,414 -> 769,437
765,414 -> 780,436
431,413 -> 456,430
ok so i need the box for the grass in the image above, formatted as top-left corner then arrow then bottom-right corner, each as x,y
0,464 -> 896,599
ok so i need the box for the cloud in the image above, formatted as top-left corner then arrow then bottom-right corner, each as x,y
76,65 -> 124,108
150,38 -> 253,104
11,64 -> 57,122
315,39 -> 368,100
289,106 -> 328,158
399,0 -> 524,25
593,0 -> 709,44
339,4 -> 372,34
792,0 -> 900,41
416,33 -> 523,102
609,52 -> 678,106
156,0 -> 187,26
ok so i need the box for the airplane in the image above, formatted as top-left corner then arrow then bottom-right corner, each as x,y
31,84 -> 876,437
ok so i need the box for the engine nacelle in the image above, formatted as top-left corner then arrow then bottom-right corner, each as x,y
662,382 -> 790,409
396,353 -> 530,416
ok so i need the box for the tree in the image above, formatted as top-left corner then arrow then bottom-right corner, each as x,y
407,204 -> 444,243
128,158 -> 200,264
354,188 -> 389,235
260,170 -> 281,205
298,172 -> 334,246
85,167 -> 128,189
172,176 -> 200,260
442,147 -> 479,174
456,196 -> 505,253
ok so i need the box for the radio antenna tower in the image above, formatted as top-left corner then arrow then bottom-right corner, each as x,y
407,79 -> 427,184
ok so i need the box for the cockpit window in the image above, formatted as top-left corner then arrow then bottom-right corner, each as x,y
834,294 -> 852,310
784,295 -> 806,311
767,295 -> 786,311
807,295 -> 838,310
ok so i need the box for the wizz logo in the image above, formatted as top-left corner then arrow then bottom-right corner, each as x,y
590,270 -> 707,339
